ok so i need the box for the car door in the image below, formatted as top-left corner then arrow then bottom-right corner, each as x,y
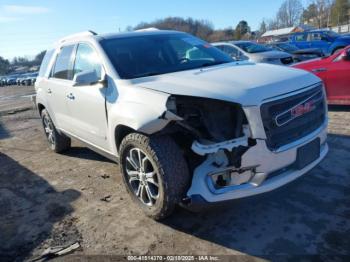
293,33 -> 309,49
308,32 -> 329,54
324,49 -> 350,103
67,42 -> 109,150
46,44 -> 76,130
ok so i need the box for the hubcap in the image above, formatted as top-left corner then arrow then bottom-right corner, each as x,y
43,115 -> 55,146
125,148 -> 159,206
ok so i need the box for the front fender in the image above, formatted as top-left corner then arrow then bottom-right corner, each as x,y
107,85 -> 171,154
329,41 -> 348,54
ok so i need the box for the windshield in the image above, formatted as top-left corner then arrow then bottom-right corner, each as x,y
234,42 -> 273,53
100,33 -> 232,79
276,43 -> 299,52
325,31 -> 339,38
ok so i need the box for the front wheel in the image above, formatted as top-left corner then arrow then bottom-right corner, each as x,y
119,133 -> 190,220
332,47 -> 345,55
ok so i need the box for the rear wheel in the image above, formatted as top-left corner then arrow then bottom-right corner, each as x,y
41,109 -> 71,153
119,133 -> 190,220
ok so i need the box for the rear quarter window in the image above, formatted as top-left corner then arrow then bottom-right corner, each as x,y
38,50 -> 54,77
295,34 -> 307,41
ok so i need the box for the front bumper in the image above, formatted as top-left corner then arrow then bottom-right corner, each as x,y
186,122 -> 328,204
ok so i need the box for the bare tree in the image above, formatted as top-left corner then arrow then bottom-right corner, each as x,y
303,0 -> 334,28
277,0 -> 303,27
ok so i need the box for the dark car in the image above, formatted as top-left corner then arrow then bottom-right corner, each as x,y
267,42 -> 324,62
27,72 -> 38,85
0,76 -> 6,86
6,75 -> 19,85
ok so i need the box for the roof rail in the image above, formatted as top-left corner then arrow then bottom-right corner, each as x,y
59,30 -> 97,43
134,27 -> 159,32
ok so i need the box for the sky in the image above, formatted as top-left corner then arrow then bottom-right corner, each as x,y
0,0 -> 308,60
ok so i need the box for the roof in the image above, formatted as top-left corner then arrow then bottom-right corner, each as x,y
230,41 -> 252,44
261,27 -> 296,37
99,29 -> 184,40
54,29 -> 185,47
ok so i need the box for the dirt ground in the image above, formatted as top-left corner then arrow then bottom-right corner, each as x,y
0,86 -> 350,261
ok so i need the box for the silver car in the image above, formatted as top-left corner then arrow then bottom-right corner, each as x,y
212,41 -> 294,65
35,30 -> 327,220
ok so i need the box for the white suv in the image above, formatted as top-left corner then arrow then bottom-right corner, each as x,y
36,30 -> 328,220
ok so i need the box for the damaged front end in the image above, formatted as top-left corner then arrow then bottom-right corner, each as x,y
158,95 -> 259,204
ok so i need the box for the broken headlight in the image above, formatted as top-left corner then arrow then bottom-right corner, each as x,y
166,95 -> 247,143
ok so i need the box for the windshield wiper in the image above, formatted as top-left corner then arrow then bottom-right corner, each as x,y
133,71 -> 160,78
199,61 -> 229,68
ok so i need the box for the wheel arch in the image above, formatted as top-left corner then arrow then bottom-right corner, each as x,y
114,124 -> 136,153
37,103 -> 46,115
331,45 -> 346,54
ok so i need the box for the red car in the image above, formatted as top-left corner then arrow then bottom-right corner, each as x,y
293,46 -> 350,105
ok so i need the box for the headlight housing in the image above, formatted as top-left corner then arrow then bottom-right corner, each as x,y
166,95 -> 247,143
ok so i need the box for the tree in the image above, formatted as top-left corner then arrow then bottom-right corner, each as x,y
277,0 -> 303,27
34,51 -> 46,65
267,18 -> 280,30
259,20 -> 267,35
302,3 -> 318,24
331,0 -> 350,26
0,56 -> 10,75
134,17 -> 214,41
302,0 -> 333,28
208,28 -> 234,42
234,20 -> 250,40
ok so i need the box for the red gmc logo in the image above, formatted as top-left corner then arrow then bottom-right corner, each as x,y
291,100 -> 315,117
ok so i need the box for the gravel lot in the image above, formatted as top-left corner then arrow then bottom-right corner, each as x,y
0,86 -> 350,261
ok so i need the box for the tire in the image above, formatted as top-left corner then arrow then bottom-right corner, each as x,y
332,47 -> 344,55
41,109 -> 71,153
119,133 -> 190,220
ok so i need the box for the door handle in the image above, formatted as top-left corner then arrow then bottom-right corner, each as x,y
312,68 -> 327,73
66,93 -> 75,100
47,88 -> 52,94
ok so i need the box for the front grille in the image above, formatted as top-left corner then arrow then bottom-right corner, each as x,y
261,85 -> 326,151
281,57 -> 294,65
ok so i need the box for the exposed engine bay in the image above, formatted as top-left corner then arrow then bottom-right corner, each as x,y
160,95 -> 258,190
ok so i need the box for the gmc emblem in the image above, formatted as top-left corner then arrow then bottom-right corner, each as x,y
275,91 -> 322,127
291,101 -> 315,118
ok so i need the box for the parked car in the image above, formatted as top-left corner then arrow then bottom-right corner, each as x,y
289,30 -> 350,55
293,46 -> 350,105
27,72 -> 38,85
267,42 -> 324,62
36,30 -> 328,219
17,74 -> 27,86
0,76 -> 6,86
6,75 -> 19,85
212,41 -> 294,65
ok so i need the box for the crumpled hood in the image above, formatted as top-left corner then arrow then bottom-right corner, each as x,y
128,62 -> 321,106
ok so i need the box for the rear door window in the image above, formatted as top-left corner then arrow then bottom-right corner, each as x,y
52,45 -> 75,80
308,33 -> 322,41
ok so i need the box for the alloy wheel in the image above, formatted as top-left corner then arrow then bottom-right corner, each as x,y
43,115 -> 55,146
125,147 -> 160,206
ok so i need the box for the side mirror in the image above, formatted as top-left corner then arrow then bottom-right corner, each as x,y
73,70 -> 106,86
